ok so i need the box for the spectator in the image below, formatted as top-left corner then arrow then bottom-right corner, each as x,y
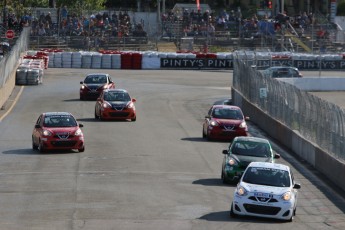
45,12 -> 52,26
60,5 -> 68,20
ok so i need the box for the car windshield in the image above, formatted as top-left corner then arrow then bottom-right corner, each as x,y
104,92 -> 130,101
43,115 -> 77,127
230,141 -> 271,157
212,108 -> 243,119
242,166 -> 291,187
84,75 -> 107,84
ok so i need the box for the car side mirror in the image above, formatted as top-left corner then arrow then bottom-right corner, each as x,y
132,98 -> 136,103
79,123 -> 84,128
222,150 -> 228,154
293,183 -> 301,189
80,81 -> 84,84
35,124 -> 41,128
205,115 -> 210,119
274,153 -> 281,159
245,116 -> 250,121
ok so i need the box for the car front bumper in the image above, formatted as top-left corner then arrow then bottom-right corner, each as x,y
232,195 -> 296,220
100,108 -> 136,120
41,136 -> 84,151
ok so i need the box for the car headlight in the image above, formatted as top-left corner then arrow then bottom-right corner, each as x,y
74,128 -> 83,136
81,85 -> 85,90
127,102 -> 134,109
102,102 -> 111,108
281,191 -> 292,201
236,185 -> 247,196
210,120 -> 219,127
42,130 -> 52,136
239,121 -> 247,128
228,157 -> 238,166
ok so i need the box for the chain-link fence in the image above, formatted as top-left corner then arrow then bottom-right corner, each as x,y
232,51 -> 345,160
0,27 -> 29,88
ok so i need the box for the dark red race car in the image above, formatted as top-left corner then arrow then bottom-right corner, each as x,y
95,89 -> 137,121
32,112 -> 85,153
202,105 -> 249,141
80,73 -> 115,100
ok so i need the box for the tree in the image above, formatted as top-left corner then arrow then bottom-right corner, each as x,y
337,0 -> 345,16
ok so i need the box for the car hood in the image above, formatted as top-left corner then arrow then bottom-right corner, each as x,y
110,101 -> 129,110
45,127 -> 80,135
84,83 -> 105,90
232,154 -> 272,167
242,182 -> 291,194
213,118 -> 243,125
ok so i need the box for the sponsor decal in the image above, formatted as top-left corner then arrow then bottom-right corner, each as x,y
161,58 -> 233,69
160,58 -> 345,70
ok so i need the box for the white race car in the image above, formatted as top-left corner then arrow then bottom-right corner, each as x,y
230,162 -> 301,222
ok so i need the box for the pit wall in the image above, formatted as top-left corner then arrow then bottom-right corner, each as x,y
232,88 -> 345,192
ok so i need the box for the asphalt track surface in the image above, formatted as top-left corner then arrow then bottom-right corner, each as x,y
0,69 -> 345,230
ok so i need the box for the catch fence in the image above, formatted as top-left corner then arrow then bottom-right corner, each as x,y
0,27 -> 30,88
232,51 -> 345,160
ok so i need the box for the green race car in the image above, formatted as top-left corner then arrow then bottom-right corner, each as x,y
221,136 -> 280,184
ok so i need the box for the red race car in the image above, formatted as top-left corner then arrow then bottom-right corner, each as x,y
80,73 -> 115,100
202,105 -> 249,141
95,89 -> 137,121
32,112 -> 85,152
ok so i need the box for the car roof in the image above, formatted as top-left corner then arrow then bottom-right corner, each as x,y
86,73 -> 109,76
43,112 -> 73,117
104,89 -> 128,93
233,136 -> 270,144
266,66 -> 298,70
247,162 -> 290,171
212,105 -> 241,110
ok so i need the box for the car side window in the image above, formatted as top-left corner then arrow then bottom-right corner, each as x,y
208,108 -> 213,117
36,115 -> 42,125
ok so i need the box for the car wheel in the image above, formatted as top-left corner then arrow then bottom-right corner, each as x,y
80,95 -> 84,101
78,146 -> 85,152
39,141 -> 45,153
202,127 -> 206,138
94,109 -> 99,119
100,112 -> 104,121
230,203 -> 237,218
32,137 -> 38,150
221,169 -> 227,184
206,132 -> 212,141
131,116 -> 136,122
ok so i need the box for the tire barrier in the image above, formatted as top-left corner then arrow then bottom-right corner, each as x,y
16,54 -> 45,85
25,50 -> 345,70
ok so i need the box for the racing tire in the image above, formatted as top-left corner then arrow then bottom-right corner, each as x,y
94,109 -> 100,119
221,170 -> 227,184
131,116 -> 136,122
32,137 -> 38,150
202,128 -> 206,138
78,146 -> 85,152
39,141 -> 45,153
230,203 -> 237,218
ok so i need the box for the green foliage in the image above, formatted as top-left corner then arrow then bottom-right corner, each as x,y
24,0 -> 49,7
337,0 -> 345,16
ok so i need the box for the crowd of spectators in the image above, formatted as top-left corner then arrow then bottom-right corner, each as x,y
27,6 -> 147,39
161,7 -> 321,41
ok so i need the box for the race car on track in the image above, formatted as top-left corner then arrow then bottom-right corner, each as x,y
221,136 -> 280,183
202,105 -> 249,141
80,73 -> 115,100
230,162 -> 301,222
32,112 -> 85,153
94,89 -> 137,121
